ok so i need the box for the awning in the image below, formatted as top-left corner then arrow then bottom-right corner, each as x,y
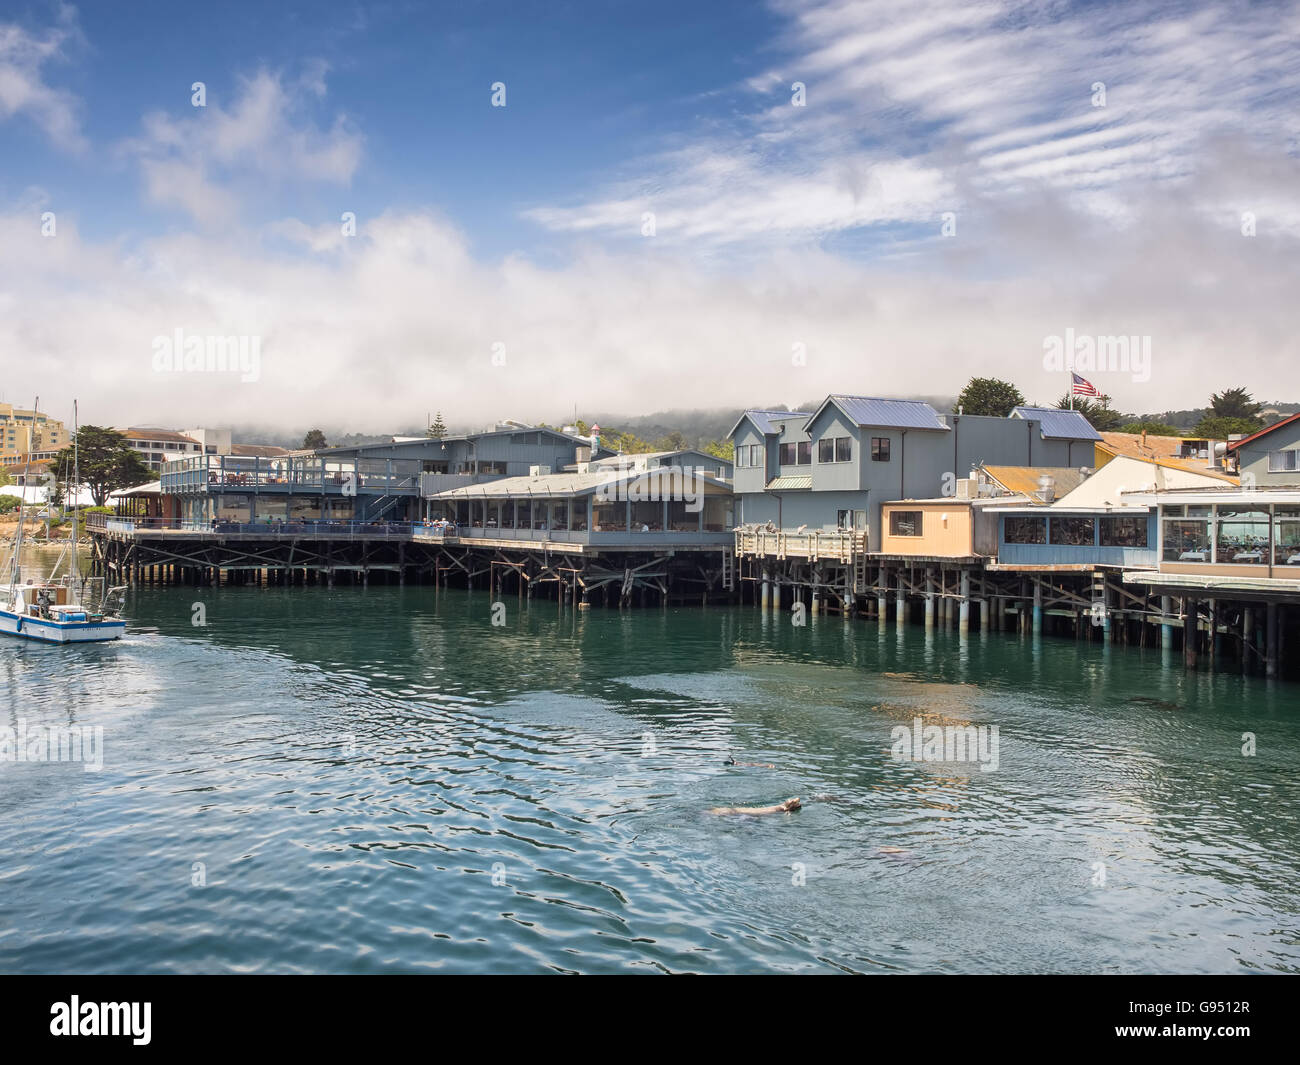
766,475 -> 812,490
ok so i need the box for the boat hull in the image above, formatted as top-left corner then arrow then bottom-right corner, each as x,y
0,608 -> 126,644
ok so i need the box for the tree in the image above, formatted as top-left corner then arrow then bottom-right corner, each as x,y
954,377 -> 1026,417
1208,388 -> 1262,425
426,412 -> 448,439
702,439 -> 734,461
1193,415 -> 1260,439
1120,420 -> 1183,436
302,428 -> 328,450
51,426 -> 153,506
1054,393 -> 1126,432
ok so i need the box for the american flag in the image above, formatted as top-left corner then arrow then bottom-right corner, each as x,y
1071,372 -> 1099,397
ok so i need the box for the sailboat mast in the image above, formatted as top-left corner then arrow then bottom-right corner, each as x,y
6,394 -> 39,600
70,400 -> 80,581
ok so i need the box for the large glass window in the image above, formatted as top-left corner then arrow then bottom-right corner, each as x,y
1049,516 -> 1095,546
1004,516 -> 1046,544
889,510 -> 922,537
1099,515 -> 1148,547
1274,506 -> 1300,566
1163,504 -> 1210,561
1215,506 -> 1269,564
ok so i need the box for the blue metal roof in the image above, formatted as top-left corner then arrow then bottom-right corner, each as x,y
729,409 -> 811,438
1010,406 -> 1102,441
809,395 -> 948,431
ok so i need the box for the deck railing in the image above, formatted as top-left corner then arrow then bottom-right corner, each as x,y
734,527 -> 866,562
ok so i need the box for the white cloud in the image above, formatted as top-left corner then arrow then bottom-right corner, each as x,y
123,69 -> 363,225
526,0 -> 1300,248
0,5 -> 85,152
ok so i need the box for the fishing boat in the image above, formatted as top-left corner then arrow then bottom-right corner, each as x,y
0,399 -> 127,644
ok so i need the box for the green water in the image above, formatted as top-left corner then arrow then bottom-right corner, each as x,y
1,580 -> 1298,973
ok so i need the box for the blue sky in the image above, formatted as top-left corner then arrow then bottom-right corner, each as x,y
1,0 -> 1298,432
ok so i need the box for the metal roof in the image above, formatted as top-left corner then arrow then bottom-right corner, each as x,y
808,395 -> 948,432
727,410 -> 811,438
765,475 -> 813,490
430,467 -> 731,500
1009,406 -> 1102,441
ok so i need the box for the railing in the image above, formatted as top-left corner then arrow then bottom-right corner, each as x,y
415,524 -> 733,547
160,455 -> 422,495
735,527 -> 865,562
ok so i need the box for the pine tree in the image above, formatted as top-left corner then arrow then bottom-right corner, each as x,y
427,412 -> 448,439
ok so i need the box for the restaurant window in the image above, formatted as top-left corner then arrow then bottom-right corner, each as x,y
1268,449 -> 1299,473
1099,515 -> 1148,547
1214,506 -> 1269,564
871,437 -> 890,461
1274,506 -> 1300,567
1004,516 -> 1046,544
1049,516 -> 1095,546
889,510 -> 922,537
1162,504 -> 1211,561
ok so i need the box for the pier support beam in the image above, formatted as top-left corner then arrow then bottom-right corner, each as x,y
1266,602 -> 1278,678
1185,597 -> 1198,669
1032,579 -> 1043,636
959,571 -> 970,635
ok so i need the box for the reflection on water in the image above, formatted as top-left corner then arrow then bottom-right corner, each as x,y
1,582 -> 1298,974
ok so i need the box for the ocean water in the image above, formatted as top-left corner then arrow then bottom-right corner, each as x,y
1,579 -> 1298,974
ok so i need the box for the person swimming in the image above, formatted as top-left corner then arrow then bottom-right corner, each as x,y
709,797 -> 802,816
724,754 -> 777,769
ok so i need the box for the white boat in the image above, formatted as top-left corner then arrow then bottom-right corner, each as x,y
0,579 -> 126,643
1,397 -> 127,644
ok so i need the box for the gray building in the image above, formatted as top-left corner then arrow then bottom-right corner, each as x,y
730,395 -> 1100,550
160,425 -> 603,524
1226,414 -> 1300,487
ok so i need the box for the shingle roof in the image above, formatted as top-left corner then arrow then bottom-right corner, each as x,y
1009,406 -> 1102,441
809,395 -> 948,432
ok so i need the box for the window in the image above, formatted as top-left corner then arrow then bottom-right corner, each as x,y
797,441 -> 812,464
1269,449 -> 1299,473
1049,516 -> 1095,546
819,436 -> 852,462
734,447 -> 746,468
890,510 -> 922,537
1162,504 -> 1211,561
1275,506 -> 1300,566
1214,506 -> 1269,564
1004,516 -> 1046,544
780,442 -> 812,466
1099,515 -> 1148,547
750,444 -> 761,468
779,443 -> 796,465
871,437 -> 890,461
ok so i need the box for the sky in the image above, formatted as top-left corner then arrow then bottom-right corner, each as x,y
1,0 -> 1298,436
